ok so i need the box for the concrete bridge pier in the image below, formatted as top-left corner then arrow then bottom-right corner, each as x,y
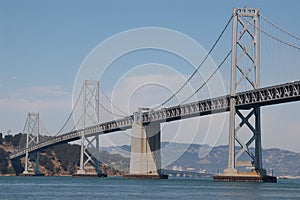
125,108 -> 167,179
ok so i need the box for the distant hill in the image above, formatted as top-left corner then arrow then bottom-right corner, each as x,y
0,133 -> 299,176
0,133 -> 127,176
162,143 -> 300,176
103,142 -> 300,176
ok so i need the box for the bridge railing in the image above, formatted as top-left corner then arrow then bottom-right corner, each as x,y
236,81 -> 300,108
10,81 -> 300,160
10,115 -> 134,159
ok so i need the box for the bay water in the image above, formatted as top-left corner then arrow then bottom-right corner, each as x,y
0,176 -> 299,200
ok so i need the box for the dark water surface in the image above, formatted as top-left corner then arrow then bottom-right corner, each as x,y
0,176 -> 299,200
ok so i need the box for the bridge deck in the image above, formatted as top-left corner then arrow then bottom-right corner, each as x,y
10,81 -> 300,159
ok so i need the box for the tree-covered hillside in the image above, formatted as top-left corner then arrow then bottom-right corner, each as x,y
0,133 -> 128,176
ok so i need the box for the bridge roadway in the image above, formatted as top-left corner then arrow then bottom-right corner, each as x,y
10,81 -> 300,160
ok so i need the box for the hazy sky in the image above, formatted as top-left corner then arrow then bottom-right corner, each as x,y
0,0 -> 300,152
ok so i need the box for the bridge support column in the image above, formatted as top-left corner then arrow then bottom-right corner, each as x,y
74,134 -> 105,177
22,113 -> 44,176
74,80 -> 106,178
214,7 -> 276,182
125,108 -> 167,179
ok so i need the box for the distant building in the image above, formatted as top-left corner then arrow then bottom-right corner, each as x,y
186,167 -> 195,172
172,166 -> 183,171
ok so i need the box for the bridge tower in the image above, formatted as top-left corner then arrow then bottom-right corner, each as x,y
214,7 -> 276,182
125,108 -> 166,179
22,113 -> 43,176
74,80 -> 105,177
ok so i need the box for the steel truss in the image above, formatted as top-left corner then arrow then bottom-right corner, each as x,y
23,113 -> 41,175
226,7 -> 264,175
78,80 -> 101,175
10,81 -> 300,160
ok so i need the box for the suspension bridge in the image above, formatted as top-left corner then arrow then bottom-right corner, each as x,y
9,7 -> 300,182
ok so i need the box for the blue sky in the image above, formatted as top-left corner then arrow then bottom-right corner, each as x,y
1,0 -> 300,152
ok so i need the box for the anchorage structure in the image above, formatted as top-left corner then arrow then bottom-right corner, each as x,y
74,80 -> 105,177
214,7 -> 276,182
22,112 -> 43,176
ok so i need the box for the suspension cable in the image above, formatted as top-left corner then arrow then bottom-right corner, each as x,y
99,87 -> 128,116
181,50 -> 232,104
22,118 -> 28,133
260,14 -> 300,41
153,15 -> 233,109
71,115 -> 83,131
99,101 -> 128,118
243,17 -> 300,50
55,85 -> 84,136
39,119 -> 50,135
67,101 -> 126,133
